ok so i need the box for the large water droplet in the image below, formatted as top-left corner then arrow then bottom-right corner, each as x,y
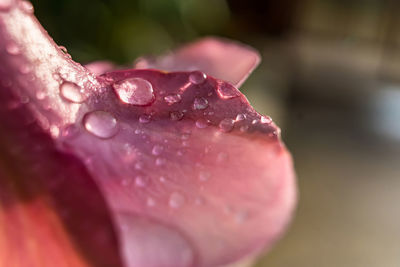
60,81 -> 87,103
219,118 -> 235,132
113,78 -> 154,106
189,71 -> 207,85
84,111 -> 118,139
217,82 -> 240,99
164,94 -> 181,104
118,215 -> 194,267
169,192 -> 185,209
192,97 -> 208,110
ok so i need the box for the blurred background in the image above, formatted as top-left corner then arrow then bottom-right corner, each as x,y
30,0 -> 400,266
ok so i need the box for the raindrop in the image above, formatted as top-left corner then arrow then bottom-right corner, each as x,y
152,145 -> 163,156
139,114 -> 151,124
195,118 -> 209,129
260,116 -> 272,124
19,0 -> 33,13
60,81 -> 87,103
83,111 -> 118,139
192,97 -> 208,110
217,82 -> 239,99
6,43 -> 20,55
189,71 -> 207,85
164,94 -> 181,104
219,118 -> 235,132
199,171 -> 211,182
170,111 -> 184,121
235,114 -> 246,121
169,192 -> 185,209
113,78 -> 154,106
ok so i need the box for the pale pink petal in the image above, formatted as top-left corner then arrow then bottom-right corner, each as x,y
134,38 -> 261,88
85,61 -> 116,75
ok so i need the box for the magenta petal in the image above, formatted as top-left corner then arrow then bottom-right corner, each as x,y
134,38 -> 261,88
62,69 -> 296,266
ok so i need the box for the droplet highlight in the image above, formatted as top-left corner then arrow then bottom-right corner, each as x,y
192,97 -> 208,110
164,94 -> 181,104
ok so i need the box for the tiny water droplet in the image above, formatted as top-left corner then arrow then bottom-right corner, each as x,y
219,118 -> 235,132
0,0 -> 13,11
60,81 -> 87,103
59,45 -> 68,54
195,118 -> 209,129
6,43 -> 20,55
155,157 -> 166,166
36,91 -> 45,100
159,176 -> 166,183
113,78 -> 154,106
189,71 -> 207,84
61,124 -> 79,138
217,82 -> 239,99
170,111 -> 184,121
217,152 -> 228,163
139,114 -> 151,124
192,97 -> 208,110
20,95 -> 29,104
19,64 -> 31,74
164,94 -> 181,104
169,192 -> 185,209
19,0 -> 33,13
199,171 -> 211,182
83,111 -> 118,139
146,197 -> 156,207
260,116 -> 272,124
240,125 -> 249,132
50,125 -> 60,137
235,114 -> 246,121
152,145 -> 163,156
252,119 -> 258,125
135,176 -> 148,187
135,162 -> 144,170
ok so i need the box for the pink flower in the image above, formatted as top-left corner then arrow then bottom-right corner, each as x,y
0,1 -> 296,266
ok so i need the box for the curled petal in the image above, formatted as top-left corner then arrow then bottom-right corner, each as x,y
134,38 -> 261,88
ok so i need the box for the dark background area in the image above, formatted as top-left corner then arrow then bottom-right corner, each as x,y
30,0 -> 400,266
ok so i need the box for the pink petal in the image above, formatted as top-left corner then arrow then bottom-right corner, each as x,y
61,69 -> 296,266
134,38 -> 261,88
85,61 -> 116,75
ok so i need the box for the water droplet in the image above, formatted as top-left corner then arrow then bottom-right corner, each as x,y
121,178 -> 131,187
240,125 -> 249,132
217,152 -> 228,163
20,95 -> 29,104
260,116 -> 272,124
19,0 -> 33,13
135,176 -> 148,187
217,82 -> 239,99
61,124 -> 79,138
199,171 -> 211,182
83,111 -> 118,139
19,64 -> 31,74
152,145 -> 163,156
219,118 -> 235,132
252,119 -> 258,125
169,192 -> 185,209
192,97 -> 208,110
60,81 -> 87,103
195,118 -> 209,129
6,43 -> 20,55
235,114 -> 246,121
59,45 -> 68,54
159,176 -> 166,183
146,197 -> 156,207
135,162 -> 144,170
164,94 -> 181,104
170,111 -> 184,121
36,91 -> 45,100
155,158 -> 166,166
139,114 -> 151,124
113,78 -> 154,106
50,125 -> 60,137
189,71 -> 207,84
0,0 -> 13,11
